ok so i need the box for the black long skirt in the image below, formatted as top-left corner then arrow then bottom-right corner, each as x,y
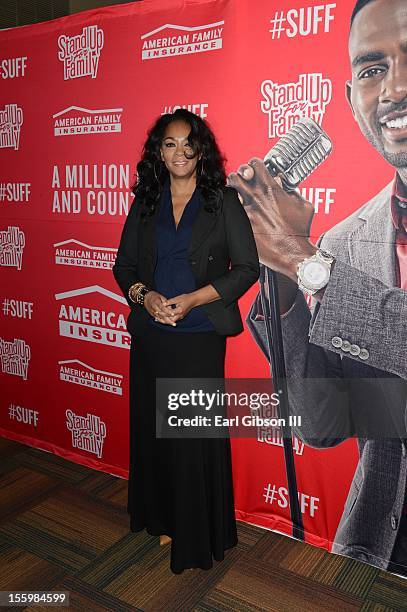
128,323 -> 238,574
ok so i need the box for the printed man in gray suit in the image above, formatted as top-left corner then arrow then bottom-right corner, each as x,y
229,0 -> 407,576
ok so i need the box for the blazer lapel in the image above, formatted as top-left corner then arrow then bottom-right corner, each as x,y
141,200 -> 160,265
348,182 -> 397,288
188,190 -> 219,256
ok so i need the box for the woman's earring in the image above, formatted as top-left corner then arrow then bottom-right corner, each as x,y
153,160 -> 162,182
198,157 -> 204,178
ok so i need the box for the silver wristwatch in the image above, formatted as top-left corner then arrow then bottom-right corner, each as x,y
297,249 -> 335,296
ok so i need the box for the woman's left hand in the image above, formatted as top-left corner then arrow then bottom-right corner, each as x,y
162,293 -> 198,322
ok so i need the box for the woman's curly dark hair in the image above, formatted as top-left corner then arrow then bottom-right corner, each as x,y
133,109 -> 226,219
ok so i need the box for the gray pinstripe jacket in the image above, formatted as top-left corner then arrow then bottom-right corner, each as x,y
247,182 -> 407,571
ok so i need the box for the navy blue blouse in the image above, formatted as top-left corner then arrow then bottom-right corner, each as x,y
149,182 -> 215,332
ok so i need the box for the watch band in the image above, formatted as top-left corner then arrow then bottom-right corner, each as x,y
315,249 -> 335,264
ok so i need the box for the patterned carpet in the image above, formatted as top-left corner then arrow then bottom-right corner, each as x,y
0,438 -> 406,611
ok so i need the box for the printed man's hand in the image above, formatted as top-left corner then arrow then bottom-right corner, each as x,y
228,157 -> 316,281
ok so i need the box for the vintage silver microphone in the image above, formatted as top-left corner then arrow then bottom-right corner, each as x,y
264,117 -> 332,190
258,117 -> 332,541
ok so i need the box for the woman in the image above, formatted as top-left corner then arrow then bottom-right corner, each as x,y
113,109 -> 259,574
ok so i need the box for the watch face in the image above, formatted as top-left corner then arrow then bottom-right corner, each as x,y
302,260 -> 330,289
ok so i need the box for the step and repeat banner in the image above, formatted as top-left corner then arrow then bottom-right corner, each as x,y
1,0 -> 403,575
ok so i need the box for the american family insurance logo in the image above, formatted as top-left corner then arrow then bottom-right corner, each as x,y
0,104 -> 23,150
261,73 -> 332,138
53,106 -> 123,136
59,359 -> 123,395
0,226 -> 25,270
58,25 -> 104,80
55,285 -> 130,349
54,239 -> 117,269
0,338 -> 31,380
66,409 -> 106,458
141,21 -> 224,60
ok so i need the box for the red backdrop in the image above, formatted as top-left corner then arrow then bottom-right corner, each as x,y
0,0 -> 394,559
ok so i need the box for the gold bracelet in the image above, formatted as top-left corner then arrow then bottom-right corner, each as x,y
128,282 -> 150,306
128,282 -> 144,304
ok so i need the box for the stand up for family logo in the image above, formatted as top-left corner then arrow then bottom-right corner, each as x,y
58,25 -> 104,80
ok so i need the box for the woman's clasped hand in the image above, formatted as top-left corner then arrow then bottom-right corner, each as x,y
144,291 -> 197,326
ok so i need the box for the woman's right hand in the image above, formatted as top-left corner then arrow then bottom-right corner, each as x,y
144,291 -> 177,326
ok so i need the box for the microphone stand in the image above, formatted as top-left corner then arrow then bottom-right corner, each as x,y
255,117 -> 331,540
259,264 -> 304,541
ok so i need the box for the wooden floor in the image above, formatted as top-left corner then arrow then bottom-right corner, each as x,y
0,438 -> 406,612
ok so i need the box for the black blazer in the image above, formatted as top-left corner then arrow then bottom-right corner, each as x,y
112,186 -> 260,336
